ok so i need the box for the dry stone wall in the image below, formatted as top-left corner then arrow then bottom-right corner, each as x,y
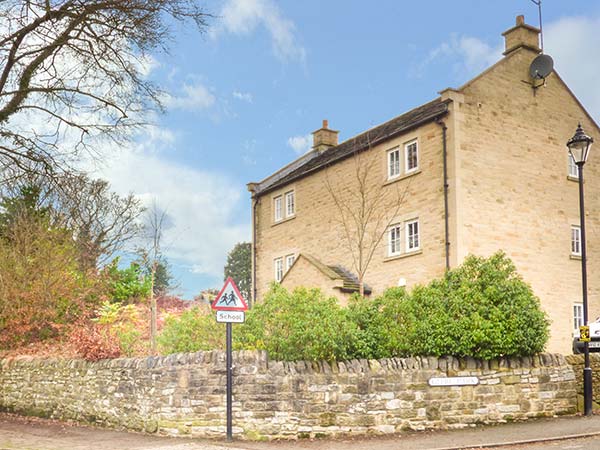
0,351 -> 577,440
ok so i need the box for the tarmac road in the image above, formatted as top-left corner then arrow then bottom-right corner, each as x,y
3,413 -> 600,450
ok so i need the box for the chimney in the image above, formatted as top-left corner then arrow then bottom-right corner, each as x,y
312,119 -> 339,152
502,15 -> 541,56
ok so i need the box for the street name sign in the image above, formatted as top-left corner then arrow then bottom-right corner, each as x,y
216,310 -> 245,323
428,376 -> 479,387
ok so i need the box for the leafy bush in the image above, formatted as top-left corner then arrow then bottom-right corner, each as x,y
235,284 -> 359,361
157,253 -> 548,361
346,287 -> 412,359
69,322 -> 121,361
106,260 -> 151,303
0,215 -> 105,348
158,306 -> 225,354
93,301 -> 145,356
360,252 -> 549,359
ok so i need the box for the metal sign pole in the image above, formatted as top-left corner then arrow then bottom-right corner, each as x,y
226,321 -> 233,441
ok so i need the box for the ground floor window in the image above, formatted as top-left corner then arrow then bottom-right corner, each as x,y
274,257 -> 283,282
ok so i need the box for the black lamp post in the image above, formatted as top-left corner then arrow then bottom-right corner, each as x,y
567,123 -> 594,416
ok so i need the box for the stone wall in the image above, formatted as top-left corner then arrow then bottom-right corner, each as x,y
0,351 -> 577,440
565,354 -> 600,407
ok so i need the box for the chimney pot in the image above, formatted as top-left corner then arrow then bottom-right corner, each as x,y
501,15 -> 541,56
312,120 -> 339,152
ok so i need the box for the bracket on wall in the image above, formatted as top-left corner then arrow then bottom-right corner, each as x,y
521,78 -> 546,96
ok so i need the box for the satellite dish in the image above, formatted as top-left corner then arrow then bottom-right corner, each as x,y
529,54 -> 554,80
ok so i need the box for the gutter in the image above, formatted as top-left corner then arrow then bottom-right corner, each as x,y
436,118 -> 450,271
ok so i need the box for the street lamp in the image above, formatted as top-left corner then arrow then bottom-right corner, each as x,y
567,123 -> 594,416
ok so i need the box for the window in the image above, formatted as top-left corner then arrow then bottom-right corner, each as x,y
274,196 -> 283,222
406,219 -> 420,251
285,254 -> 295,271
571,225 -> 581,256
568,154 -> 579,178
574,303 -> 584,334
387,147 -> 401,179
285,191 -> 295,217
388,225 -> 402,256
405,140 -> 418,172
274,257 -> 283,282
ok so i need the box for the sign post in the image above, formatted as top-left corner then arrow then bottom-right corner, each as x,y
211,277 -> 248,441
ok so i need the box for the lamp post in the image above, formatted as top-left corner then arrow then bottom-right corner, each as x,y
567,123 -> 594,416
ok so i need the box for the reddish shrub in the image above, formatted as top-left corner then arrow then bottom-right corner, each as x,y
69,322 -> 121,361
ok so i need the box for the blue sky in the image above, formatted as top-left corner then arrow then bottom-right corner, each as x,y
96,0 -> 600,298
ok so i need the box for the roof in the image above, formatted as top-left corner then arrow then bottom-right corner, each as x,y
251,97 -> 449,196
284,253 -> 372,295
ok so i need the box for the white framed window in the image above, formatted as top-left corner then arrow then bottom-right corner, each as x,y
406,219 -> 420,252
405,140 -> 418,173
285,254 -> 295,271
388,224 -> 402,256
568,154 -> 579,178
274,196 -> 283,222
571,225 -> 581,256
274,257 -> 284,282
574,303 -> 584,334
387,147 -> 401,179
285,191 -> 295,217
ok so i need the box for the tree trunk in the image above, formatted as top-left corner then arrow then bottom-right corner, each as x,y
150,267 -> 157,354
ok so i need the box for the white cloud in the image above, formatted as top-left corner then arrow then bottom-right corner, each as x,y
161,82 -> 216,111
413,33 -> 503,80
232,90 -> 253,103
215,0 -> 306,63
96,132 -> 250,279
287,134 -> 312,154
545,15 -> 600,119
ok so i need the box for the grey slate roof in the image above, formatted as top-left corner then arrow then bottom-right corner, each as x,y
252,97 -> 449,196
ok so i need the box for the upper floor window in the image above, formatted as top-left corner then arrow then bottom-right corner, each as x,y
285,254 -> 295,271
274,196 -> 283,222
285,191 -> 295,217
568,154 -> 579,178
387,218 -> 421,257
274,257 -> 284,282
571,225 -> 581,256
405,140 -> 418,173
406,219 -> 420,251
388,224 -> 402,256
388,147 -> 401,179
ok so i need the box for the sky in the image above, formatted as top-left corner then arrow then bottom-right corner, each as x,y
91,0 -> 600,298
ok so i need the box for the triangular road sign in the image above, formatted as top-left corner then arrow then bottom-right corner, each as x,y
212,277 -> 248,311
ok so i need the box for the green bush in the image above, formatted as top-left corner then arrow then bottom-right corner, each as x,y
106,260 -> 151,303
367,252 -> 549,359
158,306 -> 225,354
346,287 -> 412,359
157,252 -> 549,361
235,284 -> 359,361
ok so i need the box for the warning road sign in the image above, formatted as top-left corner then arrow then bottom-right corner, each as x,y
212,277 -> 248,311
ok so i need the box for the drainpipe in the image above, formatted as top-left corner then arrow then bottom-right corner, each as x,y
251,196 -> 258,307
436,118 -> 450,271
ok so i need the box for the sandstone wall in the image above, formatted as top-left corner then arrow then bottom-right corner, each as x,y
0,351 -> 577,440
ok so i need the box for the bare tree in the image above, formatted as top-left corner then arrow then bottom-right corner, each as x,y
0,0 -> 211,179
325,138 -> 411,296
138,200 -> 168,354
0,172 -> 143,268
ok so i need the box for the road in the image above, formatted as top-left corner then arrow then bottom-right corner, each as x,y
2,413 -> 600,450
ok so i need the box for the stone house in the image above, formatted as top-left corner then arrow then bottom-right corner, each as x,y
247,16 -> 599,354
